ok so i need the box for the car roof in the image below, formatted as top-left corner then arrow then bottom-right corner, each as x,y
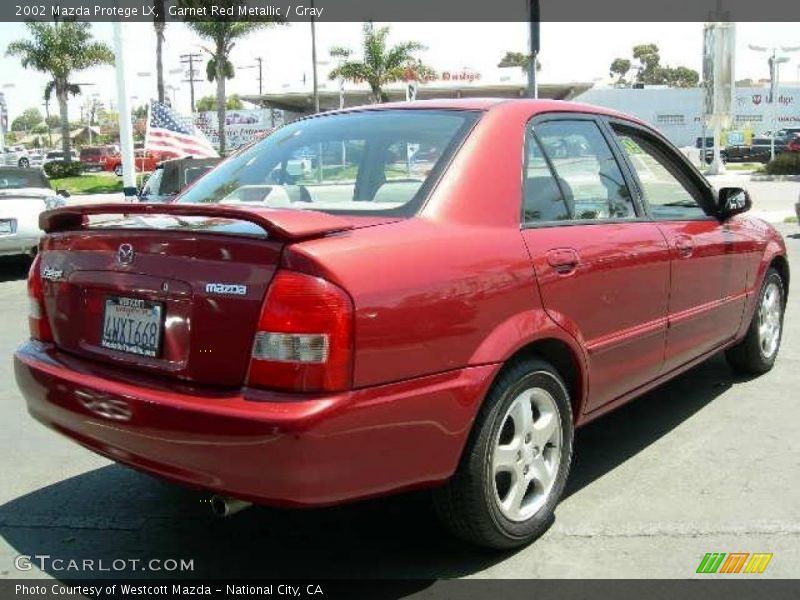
319,98 -> 647,126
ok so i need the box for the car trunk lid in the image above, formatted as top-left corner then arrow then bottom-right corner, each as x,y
37,204 -> 356,387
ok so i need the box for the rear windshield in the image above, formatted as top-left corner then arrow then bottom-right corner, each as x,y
177,109 -> 479,216
0,168 -> 51,190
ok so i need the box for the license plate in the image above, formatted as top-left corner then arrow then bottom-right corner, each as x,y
0,219 -> 16,234
101,296 -> 163,358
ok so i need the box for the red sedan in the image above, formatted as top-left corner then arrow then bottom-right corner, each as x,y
104,150 -> 170,176
15,100 -> 789,549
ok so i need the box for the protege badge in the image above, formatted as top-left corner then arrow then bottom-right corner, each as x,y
41,266 -> 64,281
205,283 -> 248,296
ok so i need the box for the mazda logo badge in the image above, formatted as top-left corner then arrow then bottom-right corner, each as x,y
117,243 -> 135,265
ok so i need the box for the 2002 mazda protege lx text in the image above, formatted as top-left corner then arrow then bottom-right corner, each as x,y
14,99 -> 789,549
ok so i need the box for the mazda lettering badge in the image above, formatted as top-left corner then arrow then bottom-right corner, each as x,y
117,243 -> 135,265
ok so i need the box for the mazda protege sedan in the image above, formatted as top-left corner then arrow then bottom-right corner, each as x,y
14,100 -> 789,549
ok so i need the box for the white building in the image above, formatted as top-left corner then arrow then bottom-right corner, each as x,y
575,85 -> 800,147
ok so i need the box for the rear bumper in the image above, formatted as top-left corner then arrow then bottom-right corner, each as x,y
14,340 -> 497,507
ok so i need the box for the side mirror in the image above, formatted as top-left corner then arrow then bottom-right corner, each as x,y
56,189 -> 70,198
718,187 -> 751,219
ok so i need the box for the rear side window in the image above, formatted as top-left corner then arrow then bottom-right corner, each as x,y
524,120 -> 636,224
177,109 -> 479,216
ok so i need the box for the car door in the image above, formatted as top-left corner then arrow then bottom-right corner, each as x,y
520,115 -> 671,412
608,120 -> 751,373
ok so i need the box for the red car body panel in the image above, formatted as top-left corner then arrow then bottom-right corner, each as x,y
14,99 -> 789,507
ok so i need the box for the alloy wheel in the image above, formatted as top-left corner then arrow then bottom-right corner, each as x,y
492,386 -> 563,522
758,281 -> 782,359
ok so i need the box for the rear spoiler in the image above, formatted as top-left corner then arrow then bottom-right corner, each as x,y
40,203 -> 353,241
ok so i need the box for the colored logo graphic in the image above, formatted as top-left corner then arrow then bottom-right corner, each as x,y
696,553 -> 773,574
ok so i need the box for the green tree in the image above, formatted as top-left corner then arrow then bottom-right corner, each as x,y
195,94 -> 244,111
609,58 -> 631,86
184,0 -> 279,154
10,108 -> 44,132
632,43 -> 661,84
329,22 -> 434,104
497,51 -> 542,72
6,22 -> 114,161
612,44 -> 699,88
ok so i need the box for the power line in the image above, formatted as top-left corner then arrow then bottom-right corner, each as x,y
180,53 -> 203,113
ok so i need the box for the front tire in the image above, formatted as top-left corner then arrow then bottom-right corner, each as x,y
726,267 -> 785,374
18,158 -> 29,168
433,358 -> 574,549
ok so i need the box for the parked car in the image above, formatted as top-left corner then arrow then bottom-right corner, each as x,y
2,145 -> 33,168
0,167 -> 67,257
105,150 -> 171,176
138,156 -> 221,203
785,134 -> 800,153
79,145 -> 117,171
43,150 -> 79,165
723,137 -> 786,163
26,150 -> 44,168
775,127 -> 800,143
14,100 -> 789,549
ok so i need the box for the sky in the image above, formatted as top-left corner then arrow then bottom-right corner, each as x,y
1,21 -> 799,123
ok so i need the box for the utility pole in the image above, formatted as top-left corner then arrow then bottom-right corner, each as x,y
527,0 -> 540,99
310,0 -> 319,113
180,52 -> 202,113
239,57 -> 264,95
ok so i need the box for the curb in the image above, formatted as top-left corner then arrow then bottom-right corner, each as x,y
751,175 -> 800,182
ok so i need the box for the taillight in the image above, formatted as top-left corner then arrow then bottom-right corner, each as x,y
27,253 -> 53,342
247,270 -> 354,392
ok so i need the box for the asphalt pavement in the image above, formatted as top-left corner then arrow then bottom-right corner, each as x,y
0,223 -> 798,583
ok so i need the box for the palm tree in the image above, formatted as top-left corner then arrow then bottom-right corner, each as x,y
154,0 -> 167,104
185,4 -> 277,154
328,22 -> 434,104
6,22 -> 113,161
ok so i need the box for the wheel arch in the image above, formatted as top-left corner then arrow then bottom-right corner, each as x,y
769,254 -> 790,304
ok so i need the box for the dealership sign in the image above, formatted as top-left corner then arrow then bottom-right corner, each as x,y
193,109 -> 273,151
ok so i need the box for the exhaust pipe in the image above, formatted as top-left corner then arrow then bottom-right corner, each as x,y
210,495 -> 252,517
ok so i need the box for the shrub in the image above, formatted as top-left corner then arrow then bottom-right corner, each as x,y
763,152 -> 800,175
44,160 -> 83,178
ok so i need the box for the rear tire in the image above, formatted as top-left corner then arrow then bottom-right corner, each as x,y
18,158 -> 29,168
113,165 -> 123,176
433,358 -> 574,549
726,268 -> 785,374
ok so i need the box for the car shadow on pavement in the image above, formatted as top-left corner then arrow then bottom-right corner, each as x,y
0,355 -> 752,584
0,255 -> 32,283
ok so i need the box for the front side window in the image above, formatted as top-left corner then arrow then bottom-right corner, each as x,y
527,120 -> 636,222
177,109 -> 479,216
613,127 -> 707,220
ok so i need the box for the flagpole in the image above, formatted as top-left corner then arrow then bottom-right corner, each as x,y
112,20 -> 137,199
144,100 -> 152,151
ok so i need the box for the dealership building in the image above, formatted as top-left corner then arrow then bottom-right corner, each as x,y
242,68 -> 800,148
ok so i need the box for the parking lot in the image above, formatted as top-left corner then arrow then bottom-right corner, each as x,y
0,222 -> 798,583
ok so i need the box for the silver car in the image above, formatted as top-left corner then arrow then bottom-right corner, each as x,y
0,167 -> 67,257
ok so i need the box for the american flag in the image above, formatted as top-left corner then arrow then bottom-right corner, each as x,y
144,101 -> 218,159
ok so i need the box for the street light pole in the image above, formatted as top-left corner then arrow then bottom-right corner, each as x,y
748,43 -> 800,161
